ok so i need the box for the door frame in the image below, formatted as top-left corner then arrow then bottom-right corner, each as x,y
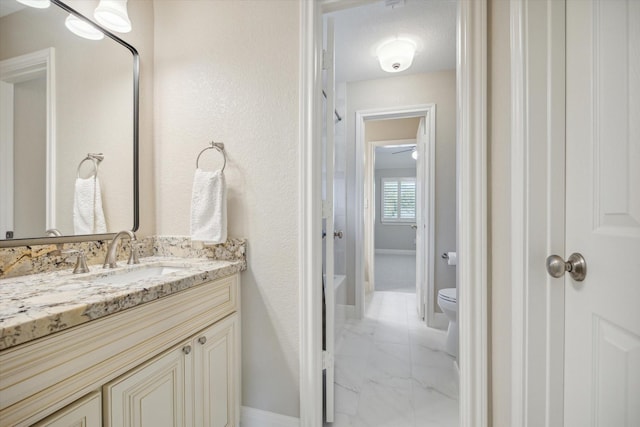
0,48 -> 57,235
299,0 -> 488,426
355,108 -> 436,329
510,0 -> 566,425
364,137 -> 421,301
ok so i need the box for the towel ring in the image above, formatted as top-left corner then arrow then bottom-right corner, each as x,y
77,153 -> 104,179
196,142 -> 226,173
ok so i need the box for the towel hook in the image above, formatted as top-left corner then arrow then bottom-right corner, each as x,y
196,141 -> 226,173
77,153 -> 104,179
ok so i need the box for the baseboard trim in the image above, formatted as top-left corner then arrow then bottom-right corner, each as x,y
240,406 -> 300,427
375,249 -> 416,256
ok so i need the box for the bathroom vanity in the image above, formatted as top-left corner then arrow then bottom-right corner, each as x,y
0,256 -> 243,427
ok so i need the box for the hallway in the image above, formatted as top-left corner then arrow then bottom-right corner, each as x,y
330,290 -> 459,426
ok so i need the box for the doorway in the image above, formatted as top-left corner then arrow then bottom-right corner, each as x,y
298,0 -> 488,425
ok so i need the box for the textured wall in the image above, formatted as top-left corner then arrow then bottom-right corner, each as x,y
153,0 -> 300,418
345,70 -> 457,305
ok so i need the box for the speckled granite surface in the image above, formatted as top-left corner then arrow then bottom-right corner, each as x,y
0,256 -> 246,350
0,236 -> 247,350
0,236 -> 246,279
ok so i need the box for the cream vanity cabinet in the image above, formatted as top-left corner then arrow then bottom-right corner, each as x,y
105,313 -> 239,427
0,273 -> 240,427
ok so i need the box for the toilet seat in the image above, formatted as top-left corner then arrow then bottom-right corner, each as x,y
439,288 -> 457,303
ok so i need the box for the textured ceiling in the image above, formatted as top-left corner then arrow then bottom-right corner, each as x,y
326,0 -> 457,84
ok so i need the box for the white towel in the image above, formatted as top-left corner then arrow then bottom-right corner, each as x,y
190,168 -> 227,245
73,176 -> 107,235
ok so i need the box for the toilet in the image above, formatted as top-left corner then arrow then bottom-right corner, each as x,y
437,288 -> 458,357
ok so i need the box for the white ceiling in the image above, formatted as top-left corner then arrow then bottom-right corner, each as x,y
375,144 -> 416,170
326,0 -> 457,84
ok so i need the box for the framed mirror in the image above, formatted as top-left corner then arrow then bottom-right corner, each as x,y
0,0 -> 139,248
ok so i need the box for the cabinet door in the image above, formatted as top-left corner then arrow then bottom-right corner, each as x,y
193,314 -> 239,427
32,392 -> 101,427
104,341 -> 192,427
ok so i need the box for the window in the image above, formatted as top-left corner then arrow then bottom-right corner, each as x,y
381,177 -> 416,223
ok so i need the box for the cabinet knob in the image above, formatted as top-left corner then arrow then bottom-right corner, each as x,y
182,345 -> 192,355
198,336 -> 207,345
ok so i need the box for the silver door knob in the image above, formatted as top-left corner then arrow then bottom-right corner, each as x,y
198,336 -> 207,345
545,252 -> 587,281
334,230 -> 343,239
410,224 -> 417,230
183,345 -> 192,355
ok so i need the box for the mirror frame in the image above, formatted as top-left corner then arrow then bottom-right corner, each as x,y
0,0 -> 139,248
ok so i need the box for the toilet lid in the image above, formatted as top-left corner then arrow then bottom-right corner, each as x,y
439,288 -> 457,303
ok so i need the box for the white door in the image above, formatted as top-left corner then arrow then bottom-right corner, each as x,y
564,0 -> 640,425
415,118 -> 427,318
322,17 -> 336,423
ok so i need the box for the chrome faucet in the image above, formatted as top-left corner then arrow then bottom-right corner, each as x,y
103,230 -> 140,268
45,228 -> 62,237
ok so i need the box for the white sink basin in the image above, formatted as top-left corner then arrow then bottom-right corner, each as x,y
92,265 -> 189,285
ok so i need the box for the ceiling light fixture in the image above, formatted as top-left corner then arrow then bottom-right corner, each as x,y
15,0 -> 50,8
376,39 -> 417,73
94,0 -> 131,33
65,14 -> 104,40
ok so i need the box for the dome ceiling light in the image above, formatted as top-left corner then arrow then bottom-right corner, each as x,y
376,38 -> 417,73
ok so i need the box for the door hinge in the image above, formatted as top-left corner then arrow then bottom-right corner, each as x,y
322,350 -> 334,370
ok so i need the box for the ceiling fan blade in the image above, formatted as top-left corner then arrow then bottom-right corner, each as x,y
392,148 -> 414,154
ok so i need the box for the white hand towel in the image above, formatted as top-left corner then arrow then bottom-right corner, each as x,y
73,176 -> 107,235
190,168 -> 227,245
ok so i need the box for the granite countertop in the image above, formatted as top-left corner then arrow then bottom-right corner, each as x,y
0,256 -> 245,351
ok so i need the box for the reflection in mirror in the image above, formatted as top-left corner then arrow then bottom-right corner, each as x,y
0,0 -> 138,246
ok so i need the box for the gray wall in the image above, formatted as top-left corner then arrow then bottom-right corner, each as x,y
374,167 -> 416,251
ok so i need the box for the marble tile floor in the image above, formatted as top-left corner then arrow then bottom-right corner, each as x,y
374,253 -> 416,293
327,291 -> 459,427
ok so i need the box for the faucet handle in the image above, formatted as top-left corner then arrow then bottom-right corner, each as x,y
61,249 -> 90,274
73,251 -> 90,274
128,241 -> 140,265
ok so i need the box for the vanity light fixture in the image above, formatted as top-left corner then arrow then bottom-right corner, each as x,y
65,14 -> 104,40
411,149 -> 418,160
16,0 -> 50,8
376,38 -> 417,73
94,0 -> 131,33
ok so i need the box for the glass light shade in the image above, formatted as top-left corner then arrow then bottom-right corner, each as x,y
65,14 -> 104,40
411,149 -> 418,160
376,39 -> 417,73
16,0 -> 50,8
94,0 -> 131,33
